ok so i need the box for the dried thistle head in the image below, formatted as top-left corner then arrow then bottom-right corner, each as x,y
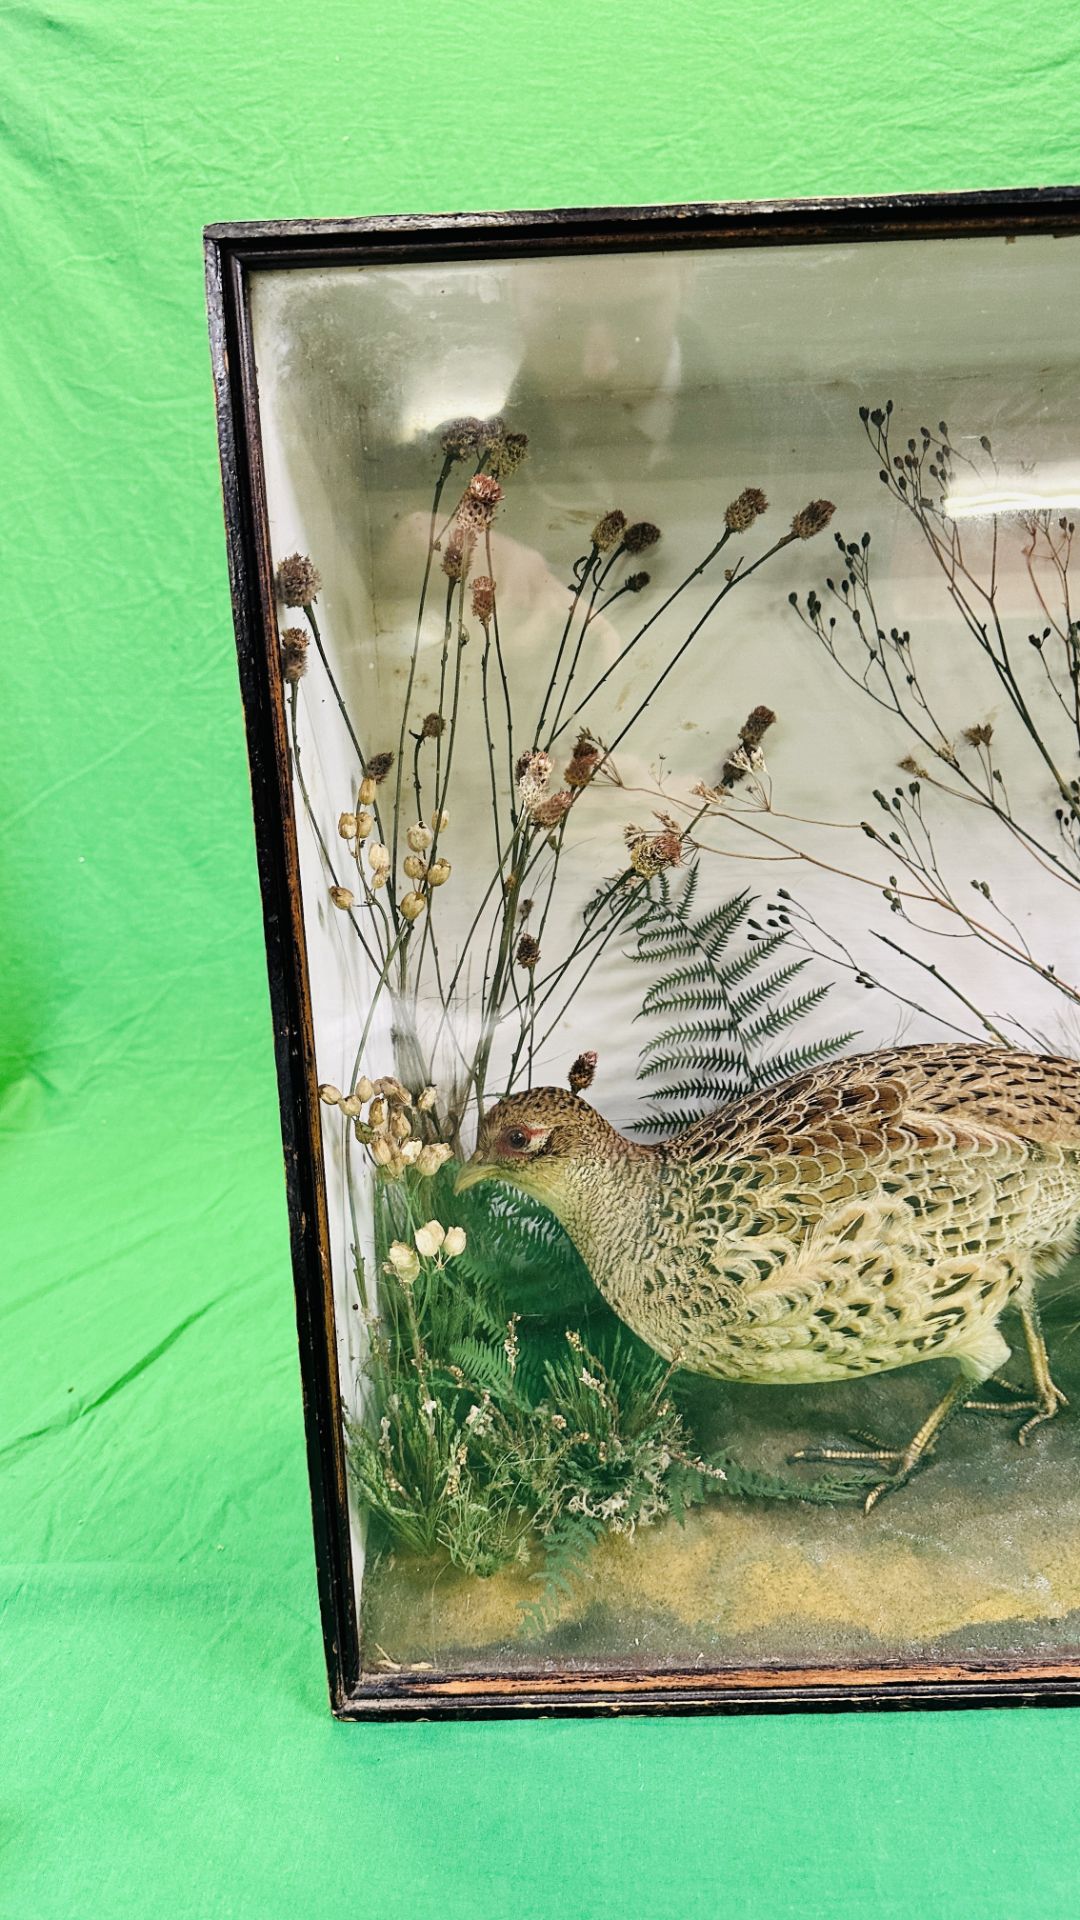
622,520 -> 661,554
455,473 -> 503,535
277,554 -> 322,606
624,571 -> 650,593
724,487 -> 768,533
366,751 -> 394,784
281,627 -> 309,683
898,755 -> 930,778
530,791 -> 573,828
439,416 -> 485,460
739,705 -> 777,748
568,1050 -> 598,1093
624,824 -> 684,876
564,732 -> 601,789
486,429 -> 529,479
515,932 -> 541,970
591,509 -> 627,552
962,722 -> 994,748
470,575 -> 496,625
791,499 -> 836,540
420,711 -> 445,740
441,535 -> 468,581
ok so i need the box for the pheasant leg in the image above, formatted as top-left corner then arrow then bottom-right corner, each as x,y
963,1301 -> 1067,1443
792,1374 -> 975,1513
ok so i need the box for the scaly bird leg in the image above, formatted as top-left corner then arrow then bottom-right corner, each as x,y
792,1373 -> 976,1514
963,1300 -> 1067,1444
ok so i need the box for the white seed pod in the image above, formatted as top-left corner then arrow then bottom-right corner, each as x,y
329,885 -> 355,910
414,1220 -> 446,1258
318,1083 -> 343,1107
427,858 -> 451,887
387,1240 -> 420,1282
368,1097 -> 388,1130
354,810 -> 373,841
443,1226 -> 467,1259
370,1135 -> 393,1166
359,774 -> 378,805
416,1142 -> 452,1177
354,1076 -> 375,1103
430,810 -> 450,832
370,871 -> 388,890
403,854 -> 427,881
339,1094 -> 364,1118
375,1076 -> 411,1106
390,1108 -> 412,1141
368,842 -> 391,872
417,1086 -> 437,1113
406,823 -> 433,853
400,890 -> 426,921
337,812 -> 358,840
399,1138 -> 423,1163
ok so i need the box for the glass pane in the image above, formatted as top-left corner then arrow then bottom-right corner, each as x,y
250,230 -> 1080,1678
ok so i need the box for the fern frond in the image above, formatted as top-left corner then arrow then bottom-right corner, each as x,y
727,959 -> 810,1023
742,986 -> 830,1044
713,930 -> 789,989
638,1017 -> 733,1063
694,890 -> 752,957
649,1076 -> 751,1106
639,1043 -> 746,1081
758,1033 -> 859,1083
632,1107 -> 711,1136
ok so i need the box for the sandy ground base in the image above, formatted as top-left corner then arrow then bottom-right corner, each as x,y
361,1286 -> 1080,1676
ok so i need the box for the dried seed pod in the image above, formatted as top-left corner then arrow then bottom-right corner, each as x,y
368,1098 -> 388,1130
358,775 -> 377,806
407,823 -> 433,852
400,890 -> 427,921
354,810 -> 374,841
339,1094 -> 364,1119
417,1086 -> 437,1112
414,1220 -> 446,1258
791,499 -> 836,540
354,1076 -> 375,1103
591,509 -> 627,552
277,553 -> 321,606
403,854 -> 427,881
318,1084 -> 343,1106
568,1051 -> 598,1093
723,487 -> 768,533
427,858 -> 451,886
370,1135 -> 393,1167
430,810 -> 450,832
390,1108 -> 412,1141
368,843 -> 391,872
416,1142 -> 452,1176
337,812 -> 358,840
387,1240 -> 420,1281
443,1226 -> 467,1259
329,885 -> 355,910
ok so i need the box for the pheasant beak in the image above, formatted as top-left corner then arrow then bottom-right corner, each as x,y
453,1159 -> 495,1195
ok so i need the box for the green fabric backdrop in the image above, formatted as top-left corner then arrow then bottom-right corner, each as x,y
5,4 -> 1080,1913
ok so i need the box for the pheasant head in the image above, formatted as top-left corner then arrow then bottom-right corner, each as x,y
455,1087 -> 650,1224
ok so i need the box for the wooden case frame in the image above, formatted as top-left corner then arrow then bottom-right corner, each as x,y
205,187 -> 1080,1719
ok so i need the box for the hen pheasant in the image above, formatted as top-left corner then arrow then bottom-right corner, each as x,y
456,1043 -> 1080,1507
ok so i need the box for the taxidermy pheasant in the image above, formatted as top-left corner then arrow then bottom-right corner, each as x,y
456,1044 -> 1080,1508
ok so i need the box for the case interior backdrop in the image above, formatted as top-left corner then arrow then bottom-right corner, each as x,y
4,3 -> 1080,1913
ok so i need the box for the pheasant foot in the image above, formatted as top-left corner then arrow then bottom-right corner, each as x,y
966,1303 -> 1068,1443
790,1373 -> 976,1512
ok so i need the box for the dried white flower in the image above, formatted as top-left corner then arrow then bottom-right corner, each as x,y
443,1226 -> 467,1259
414,1220 -> 446,1258
406,823 -> 433,853
387,1241 -> 420,1282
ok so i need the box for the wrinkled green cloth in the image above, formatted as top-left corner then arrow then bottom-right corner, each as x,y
5,3 -> 1080,1915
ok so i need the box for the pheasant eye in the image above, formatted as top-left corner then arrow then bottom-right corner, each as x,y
505,1128 -> 530,1152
